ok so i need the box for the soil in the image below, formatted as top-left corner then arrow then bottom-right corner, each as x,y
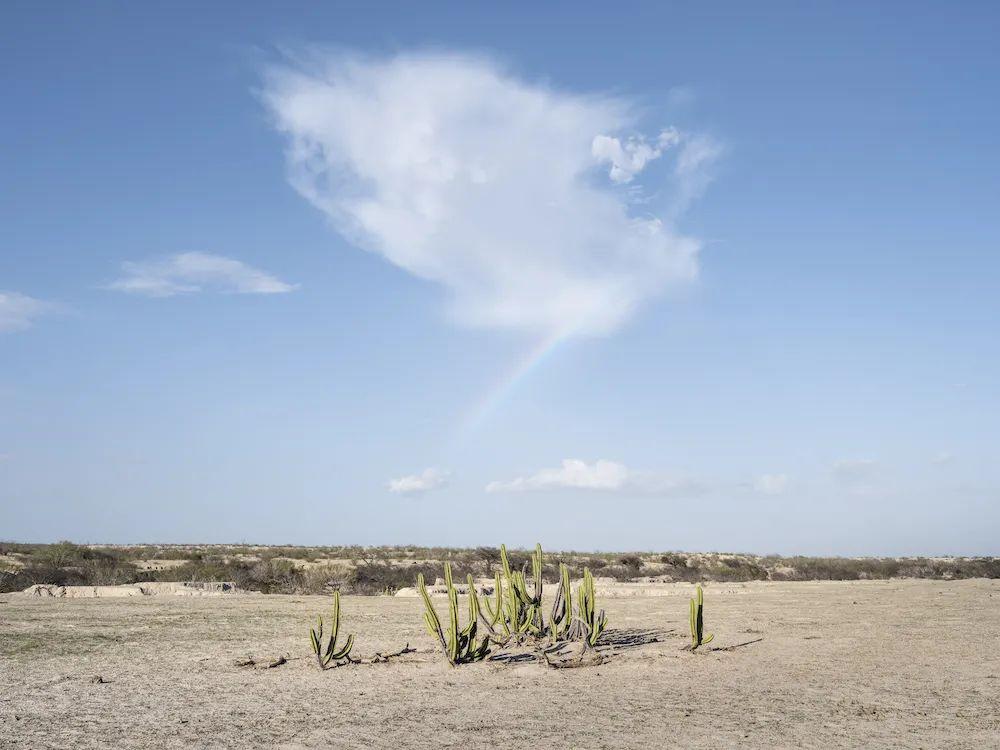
1,579 -> 997,748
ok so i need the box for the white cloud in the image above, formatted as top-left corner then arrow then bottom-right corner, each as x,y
486,458 -> 700,496
387,467 -> 449,495
0,292 -> 52,332
107,252 -> 296,297
592,128 -> 680,183
262,51 -> 719,337
754,473 -> 789,495
931,451 -> 954,465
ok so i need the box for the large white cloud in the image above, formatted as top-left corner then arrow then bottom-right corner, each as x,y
107,252 -> 296,297
486,458 -> 701,496
262,51 -> 717,337
0,291 -> 52,332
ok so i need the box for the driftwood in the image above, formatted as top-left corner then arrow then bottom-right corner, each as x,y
370,643 -> 416,663
234,654 -> 290,669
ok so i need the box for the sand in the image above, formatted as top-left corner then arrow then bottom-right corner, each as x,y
1,579 -> 998,749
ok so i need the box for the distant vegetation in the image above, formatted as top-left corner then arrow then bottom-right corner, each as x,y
1,541 -> 998,595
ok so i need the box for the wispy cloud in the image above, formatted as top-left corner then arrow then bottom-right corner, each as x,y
486,458 -> 701,496
832,459 -> 879,482
0,291 -> 53,332
754,473 -> 789,495
107,252 -> 296,298
832,458 -> 881,495
262,51 -> 719,337
387,467 -> 450,495
931,451 -> 955,465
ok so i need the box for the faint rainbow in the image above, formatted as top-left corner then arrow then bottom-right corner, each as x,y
456,328 -> 570,437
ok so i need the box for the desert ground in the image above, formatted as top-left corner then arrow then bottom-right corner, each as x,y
1,579 -> 998,749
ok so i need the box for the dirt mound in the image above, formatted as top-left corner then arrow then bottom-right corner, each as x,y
21,581 -> 243,598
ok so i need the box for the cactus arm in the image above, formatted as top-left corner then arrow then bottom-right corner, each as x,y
690,597 -> 698,647
326,591 -> 341,657
330,632 -> 355,660
532,543 -> 543,602
418,572 -> 449,657
445,563 -> 460,664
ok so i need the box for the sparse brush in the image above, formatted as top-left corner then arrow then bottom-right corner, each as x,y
418,564 -> 490,666
309,590 -> 356,669
689,584 -> 714,649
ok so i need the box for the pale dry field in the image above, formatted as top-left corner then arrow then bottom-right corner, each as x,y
1,580 -> 998,749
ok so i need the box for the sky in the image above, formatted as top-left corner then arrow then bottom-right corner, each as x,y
1,2 -> 998,555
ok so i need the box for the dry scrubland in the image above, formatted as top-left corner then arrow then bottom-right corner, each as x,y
2,542 -> 999,595
2,579 -> 999,749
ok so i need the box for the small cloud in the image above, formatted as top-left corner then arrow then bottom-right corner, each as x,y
486,458 -> 701,496
387,468 -> 449,495
591,128 -> 680,184
0,291 -> 53,332
754,473 -> 789,495
106,252 -> 296,298
832,459 -> 879,483
931,451 -> 954,465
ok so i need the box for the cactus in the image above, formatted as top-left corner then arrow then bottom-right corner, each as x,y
689,585 -> 714,649
549,562 -> 573,640
496,543 -> 546,637
418,564 -> 490,666
418,544 -> 609,657
309,590 -> 356,669
480,571 -> 504,628
575,567 -> 607,647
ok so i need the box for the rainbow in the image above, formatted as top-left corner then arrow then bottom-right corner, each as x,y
457,328 -> 571,437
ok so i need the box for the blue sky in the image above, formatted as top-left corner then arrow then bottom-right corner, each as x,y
2,2 -> 998,554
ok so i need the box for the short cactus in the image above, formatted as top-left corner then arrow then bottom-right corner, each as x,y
418,564 -> 489,666
689,585 -> 714,649
309,590 -> 356,669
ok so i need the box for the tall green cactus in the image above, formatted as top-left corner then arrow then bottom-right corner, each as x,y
418,564 -> 490,666
689,585 -> 714,649
309,590 -> 356,669
480,571 -> 504,631
497,543 -> 545,637
549,562 -> 573,640
576,567 -> 607,647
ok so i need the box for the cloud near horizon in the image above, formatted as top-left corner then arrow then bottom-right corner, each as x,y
262,51 -> 719,337
107,252 -> 296,297
754,473 -> 789,495
0,291 -> 53,332
387,467 -> 450,495
485,458 -> 701,496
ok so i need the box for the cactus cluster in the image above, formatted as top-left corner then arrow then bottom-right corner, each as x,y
689,584 -> 714,649
418,564 -> 490,665
491,543 -> 546,637
418,543 -> 609,664
309,590 -> 356,669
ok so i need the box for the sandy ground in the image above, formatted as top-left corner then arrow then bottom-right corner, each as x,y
1,580 -> 998,749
